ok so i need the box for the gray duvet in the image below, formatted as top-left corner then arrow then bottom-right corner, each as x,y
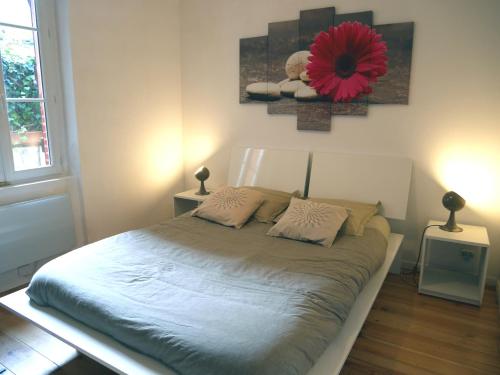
27,214 -> 387,375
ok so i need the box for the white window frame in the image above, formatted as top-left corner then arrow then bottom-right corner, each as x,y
0,0 -> 66,185
0,134 -> 5,184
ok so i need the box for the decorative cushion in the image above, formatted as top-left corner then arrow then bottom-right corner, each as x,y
365,215 -> 391,242
272,211 -> 285,223
244,186 -> 300,223
267,198 -> 349,247
309,198 -> 380,236
192,186 -> 264,229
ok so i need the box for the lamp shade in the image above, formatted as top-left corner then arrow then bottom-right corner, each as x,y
439,191 -> 465,232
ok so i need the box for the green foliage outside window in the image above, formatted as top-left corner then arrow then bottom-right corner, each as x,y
1,51 -> 42,134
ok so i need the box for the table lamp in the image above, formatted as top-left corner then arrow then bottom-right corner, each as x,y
439,191 -> 465,232
194,166 -> 210,195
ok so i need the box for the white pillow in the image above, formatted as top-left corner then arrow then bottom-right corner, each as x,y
267,198 -> 348,247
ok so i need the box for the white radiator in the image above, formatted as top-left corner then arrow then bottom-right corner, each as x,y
0,194 -> 76,274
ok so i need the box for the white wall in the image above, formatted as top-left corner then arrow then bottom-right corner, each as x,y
180,0 -> 500,279
66,0 -> 184,242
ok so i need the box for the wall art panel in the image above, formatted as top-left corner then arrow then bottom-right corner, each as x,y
267,20 -> 300,115
239,4 -> 414,131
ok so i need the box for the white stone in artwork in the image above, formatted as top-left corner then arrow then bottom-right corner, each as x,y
285,51 -> 311,80
280,80 -> 306,97
300,70 -> 311,82
278,78 -> 290,86
294,85 -> 319,101
246,82 -> 281,99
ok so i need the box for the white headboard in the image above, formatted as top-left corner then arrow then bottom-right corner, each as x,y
228,147 -> 309,195
308,152 -> 413,220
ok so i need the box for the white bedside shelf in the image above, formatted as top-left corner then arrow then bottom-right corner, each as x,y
173,188 -> 212,217
419,268 -> 481,305
424,222 -> 489,247
418,220 -> 489,306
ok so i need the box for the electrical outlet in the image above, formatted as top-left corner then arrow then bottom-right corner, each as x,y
461,249 -> 474,262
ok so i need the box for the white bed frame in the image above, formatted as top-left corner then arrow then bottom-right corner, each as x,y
0,147 -> 412,375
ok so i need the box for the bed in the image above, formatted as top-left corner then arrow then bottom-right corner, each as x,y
0,147 -> 412,375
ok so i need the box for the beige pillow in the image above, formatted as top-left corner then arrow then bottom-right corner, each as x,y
267,198 -> 348,247
272,211 -> 285,223
309,198 -> 380,236
192,186 -> 263,228
244,186 -> 300,223
365,215 -> 391,241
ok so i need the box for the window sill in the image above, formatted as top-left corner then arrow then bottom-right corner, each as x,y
0,175 -> 74,206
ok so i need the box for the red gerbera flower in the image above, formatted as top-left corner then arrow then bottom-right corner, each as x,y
307,21 -> 388,103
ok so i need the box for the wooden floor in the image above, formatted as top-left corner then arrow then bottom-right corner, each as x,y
341,274 -> 500,375
0,274 -> 498,374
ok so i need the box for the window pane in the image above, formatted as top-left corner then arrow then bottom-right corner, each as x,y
7,101 -> 51,171
0,0 -> 36,28
0,26 -> 42,98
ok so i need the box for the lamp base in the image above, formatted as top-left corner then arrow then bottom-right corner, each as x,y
195,180 -> 209,196
439,210 -> 462,232
439,224 -> 463,232
195,191 -> 210,196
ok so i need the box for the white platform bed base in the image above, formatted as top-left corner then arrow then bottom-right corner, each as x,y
0,148 -> 411,375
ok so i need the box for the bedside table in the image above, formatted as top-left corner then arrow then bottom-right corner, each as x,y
174,188 -> 212,217
418,220 -> 490,306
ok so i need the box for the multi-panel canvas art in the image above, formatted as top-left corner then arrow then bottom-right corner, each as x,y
239,5 -> 414,131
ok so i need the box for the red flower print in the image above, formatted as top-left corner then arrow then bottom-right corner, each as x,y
307,21 -> 388,103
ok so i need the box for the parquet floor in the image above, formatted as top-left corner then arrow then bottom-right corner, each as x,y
341,274 -> 500,374
0,274 -> 498,374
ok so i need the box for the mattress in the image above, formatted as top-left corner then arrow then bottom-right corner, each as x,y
27,214 -> 387,375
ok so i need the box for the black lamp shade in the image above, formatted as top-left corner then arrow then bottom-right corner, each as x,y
194,166 -> 210,195
439,191 -> 465,232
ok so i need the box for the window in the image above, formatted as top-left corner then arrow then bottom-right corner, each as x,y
0,0 -> 64,184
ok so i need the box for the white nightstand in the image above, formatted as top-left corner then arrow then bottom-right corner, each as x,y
418,220 -> 490,306
173,188 -> 212,217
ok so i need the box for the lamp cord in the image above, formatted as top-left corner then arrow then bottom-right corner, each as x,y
401,224 -> 441,286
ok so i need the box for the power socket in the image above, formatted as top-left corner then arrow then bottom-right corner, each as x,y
461,249 -> 474,262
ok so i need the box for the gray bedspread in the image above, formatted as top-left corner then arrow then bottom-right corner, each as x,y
27,214 -> 387,375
